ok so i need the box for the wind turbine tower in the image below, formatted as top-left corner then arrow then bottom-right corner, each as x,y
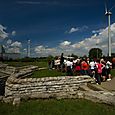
27,39 -> 31,57
105,3 -> 112,57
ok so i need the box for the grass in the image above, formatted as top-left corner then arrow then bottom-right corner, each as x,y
32,68 -> 115,78
0,99 -> 115,115
111,69 -> 115,77
31,69 -> 66,78
4,61 -> 47,68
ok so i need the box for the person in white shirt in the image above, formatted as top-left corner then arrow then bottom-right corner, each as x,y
65,59 -> 73,76
89,59 -> 96,78
54,57 -> 60,71
106,60 -> 112,81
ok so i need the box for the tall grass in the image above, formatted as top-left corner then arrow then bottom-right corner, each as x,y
0,99 -> 115,115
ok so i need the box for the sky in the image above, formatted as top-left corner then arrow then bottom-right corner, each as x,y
0,0 -> 115,57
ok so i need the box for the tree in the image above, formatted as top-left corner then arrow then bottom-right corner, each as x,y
71,53 -> 78,59
1,45 -> 5,53
89,48 -> 102,59
0,45 -> 5,61
47,55 -> 54,61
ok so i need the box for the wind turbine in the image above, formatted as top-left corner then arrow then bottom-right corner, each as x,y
27,39 -> 31,57
105,1 -> 112,57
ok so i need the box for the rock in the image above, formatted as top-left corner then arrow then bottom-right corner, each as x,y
77,92 -> 84,98
3,97 -> 13,103
84,91 -> 115,106
13,97 -> 21,106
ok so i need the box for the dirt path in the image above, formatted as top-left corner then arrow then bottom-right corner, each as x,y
101,77 -> 115,91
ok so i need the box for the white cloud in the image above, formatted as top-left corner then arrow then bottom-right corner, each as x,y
70,23 -> 115,56
5,41 -> 22,53
68,27 -> 79,34
11,31 -> 16,36
0,24 -> 22,54
35,45 -> 45,53
34,23 -> 115,57
34,45 -> 57,57
6,39 -> 12,45
60,41 -> 71,47
92,29 -> 104,34
0,24 -> 8,39
11,41 -> 22,48
67,26 -> 88,34
7,47 -> 21,53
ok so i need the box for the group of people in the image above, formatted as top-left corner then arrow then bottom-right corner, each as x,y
48,53 -> 113,85
89,58 -> 112,84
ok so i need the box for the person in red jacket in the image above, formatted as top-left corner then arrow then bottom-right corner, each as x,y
95,59 -> 103,85
75,59 -> 81,75
81,59 -> 89,75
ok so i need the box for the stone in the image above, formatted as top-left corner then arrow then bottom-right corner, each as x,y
13,97 -> 21,106
84,91 -> 115,106
5,69 -> 115,106
77,92 -> 84,98
3,97 -> 13,103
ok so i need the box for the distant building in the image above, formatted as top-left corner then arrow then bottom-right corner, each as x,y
0,53 -> 20,60
0,45 -> 20,60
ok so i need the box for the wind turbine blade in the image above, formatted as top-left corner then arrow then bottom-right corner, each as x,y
105,1 -> 108,13
109,4 -> 115,12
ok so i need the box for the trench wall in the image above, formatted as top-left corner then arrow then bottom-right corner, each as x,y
4,75 -> 94,102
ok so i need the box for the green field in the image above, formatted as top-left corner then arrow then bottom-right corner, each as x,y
0,99 -> 115,115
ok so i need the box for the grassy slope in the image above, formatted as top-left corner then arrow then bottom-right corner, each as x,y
0,99 -> 115,115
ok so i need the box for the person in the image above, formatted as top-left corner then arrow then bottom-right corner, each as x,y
81,59 -> 89,75
105,60 -> 112,81
89,59 -> 96,78
74,59 -> 81,75
48,59 -> 52,70
54,57 -> 60,71
95,59 -> 103,85
101,61 -> 106,81
51,59 -> 55,69
65,58 -> 73,76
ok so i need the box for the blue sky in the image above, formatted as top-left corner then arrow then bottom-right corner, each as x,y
0,0 -> 115,57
